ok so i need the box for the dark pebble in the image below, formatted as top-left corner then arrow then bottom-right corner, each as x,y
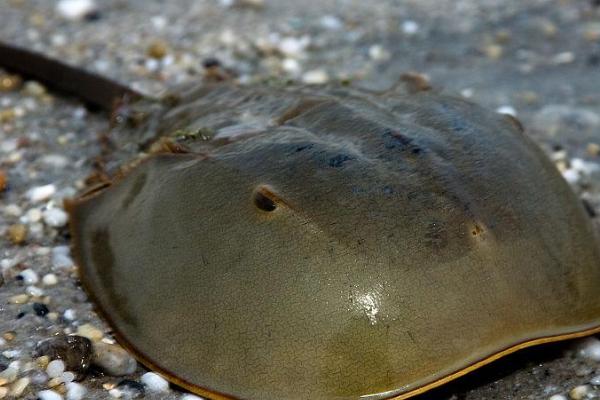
34,335 -> 94,380
117,379 -> 146,398
84,11 -> 102,21
33,303 -> 49,317
202,58 -> 222,69
0,354 -> 10,371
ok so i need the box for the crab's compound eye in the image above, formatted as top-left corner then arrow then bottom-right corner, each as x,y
253,187 -> 277,212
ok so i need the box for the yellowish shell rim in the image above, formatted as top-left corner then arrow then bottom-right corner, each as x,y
65,156 -> 600,400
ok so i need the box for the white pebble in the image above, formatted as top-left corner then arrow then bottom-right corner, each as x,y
4,204 -> 22,217
0,361 -> 19,382
108,388 -> 122,398
27,184 -> 56,203
368,45 -> 390,61
56,0 -> 97,20
577,337 -> 600,361
302,69 -> 329,85
562,168 -> 580,185
496,105 -> 517,117
320,15 -> 342,30
26,285 -> 45,297
145,58 -> 160,72
590,375 -> 600,386
63,309 -> 76,321
549,395 -> 567,400
29,222 -> 45,239
278,36 -> 310,58
25,208 -> 43,223
2,349 -> 21,359
552,51 -> 575,65
461,88 -> 474,98
43,208 -> 69,228
141,372 -> 170,393
402,20 -> 420,35
181,395 -> 206,400
42,273 -> 58,286
151,15 -> 167,30
571,158 -> 600,175
52,246 -> 74,269
46,359 -> 65,378
37,390 -> 63,400
18,268 -> 39,285
65,382 -> 87,400
281,58 -> 301,75
62,371 -> 75,383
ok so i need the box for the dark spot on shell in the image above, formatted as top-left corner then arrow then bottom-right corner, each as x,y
33,303 -> 49,317
424,222 -> 448,250
295,143 -> 314,153
91,229 -> 138,327
471,224 -> 484,236
328,154 -> 353,168
439,104 -> 468,132
383,186 -> 394,195
254,189 -> 277,212
121,172 -> 147,209
382,129 -> 413,149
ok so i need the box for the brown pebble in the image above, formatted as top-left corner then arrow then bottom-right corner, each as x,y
583,23 -> 600,42
0,170 -> 6,191
147,40 -> 168,59
2,331 -> 16,341
6,224 -> 27,245
587,143 -> 600,156
399,72 -> 431,93
0,74 -> 22,92
519,91 -> 539,105
538,19 -> 558,38
483,44 -> 503,60
495,29 -> 511,44
54,383 -> 67,395
0,109 -> 16,123
36,355 -> 50,369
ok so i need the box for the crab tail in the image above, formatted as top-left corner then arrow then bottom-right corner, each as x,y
0,40 -> 143,111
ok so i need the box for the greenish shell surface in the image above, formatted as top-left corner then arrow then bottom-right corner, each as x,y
68,84 -> 600,400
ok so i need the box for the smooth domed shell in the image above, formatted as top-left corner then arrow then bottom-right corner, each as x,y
67,85 -> 600,400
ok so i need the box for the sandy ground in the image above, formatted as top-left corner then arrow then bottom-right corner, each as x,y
1,0 -> 600,399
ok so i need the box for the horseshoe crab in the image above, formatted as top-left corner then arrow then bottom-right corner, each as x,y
3,42 -> 600,400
